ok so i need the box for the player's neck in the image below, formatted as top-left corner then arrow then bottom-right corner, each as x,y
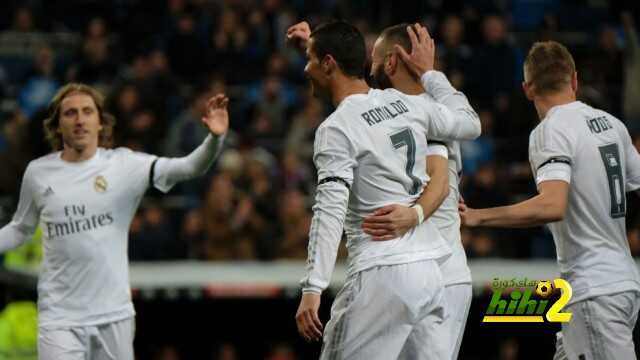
61,144 -> 98,162
331,77 -> 369,107
391,78 -> 424,96
534,91 -> 577,120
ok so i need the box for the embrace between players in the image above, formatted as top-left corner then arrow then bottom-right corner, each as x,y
1,17 -> 639,360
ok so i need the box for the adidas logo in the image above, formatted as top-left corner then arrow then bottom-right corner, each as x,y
43,187 -> 54,197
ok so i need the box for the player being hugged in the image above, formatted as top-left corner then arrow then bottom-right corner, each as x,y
0,83 -> 228,360
461,41 -> 640,360
287,21 -> 480,359
360,23 -> 475,360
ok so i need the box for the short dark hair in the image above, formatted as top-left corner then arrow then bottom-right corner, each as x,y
310,21 -> 366,79
524,41 -> 576,96
380,23 -> 412,53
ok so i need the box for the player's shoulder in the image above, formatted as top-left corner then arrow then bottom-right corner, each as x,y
545,101 -> 598,128
320,98 -> 361,133
108,146 -> 151,158
319,109 -> 344,128
109,146 -> 134,156
536,103 -> 585,139
102,147 -> 156,169
28,152 -> 59,166
25,152 -> 61,174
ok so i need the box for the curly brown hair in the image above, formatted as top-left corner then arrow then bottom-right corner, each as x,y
43,83 -> 116,151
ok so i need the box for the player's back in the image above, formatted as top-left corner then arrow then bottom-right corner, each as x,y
529,101 -> 640,303
322,88 -> 451,275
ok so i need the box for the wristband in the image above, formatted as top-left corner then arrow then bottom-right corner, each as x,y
412,204 -> 425,224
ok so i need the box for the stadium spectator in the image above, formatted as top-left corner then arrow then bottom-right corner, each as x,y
167,10 -> 205,82
277,189 -> 311,259
18,46 -> 59,118
74,17 -> 118,86
437,15 -> 472,90
469,14 -> 518,111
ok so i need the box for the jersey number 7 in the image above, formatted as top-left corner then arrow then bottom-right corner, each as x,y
390,128 -> 422,195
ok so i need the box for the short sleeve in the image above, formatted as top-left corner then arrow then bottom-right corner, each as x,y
529,121 -> 574,186
426,141 -> 449,159
313,122 -> 357,187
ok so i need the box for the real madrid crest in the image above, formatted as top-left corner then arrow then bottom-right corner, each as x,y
94,175 -> 108,193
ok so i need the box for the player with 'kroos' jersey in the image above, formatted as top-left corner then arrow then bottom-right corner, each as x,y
287,21 -> 480,359
0,83 -> 228,359
461,41 -> 640,360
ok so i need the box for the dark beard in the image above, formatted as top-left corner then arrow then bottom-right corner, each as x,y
373,65 -> 393,90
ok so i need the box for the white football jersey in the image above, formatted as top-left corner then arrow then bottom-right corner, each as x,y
302,71 -> 480,293
529,101 -> 640,304
9,148 -> 176,329
423,93 -> 470,286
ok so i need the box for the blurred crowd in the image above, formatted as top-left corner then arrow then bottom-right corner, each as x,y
0,0 -> 639,267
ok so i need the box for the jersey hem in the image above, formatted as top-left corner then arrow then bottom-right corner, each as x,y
346,246 -> 452,278
38,305 -> 135,330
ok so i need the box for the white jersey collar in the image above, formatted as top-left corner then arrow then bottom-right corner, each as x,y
57,148 -> 102,166
545,101 -> 584,120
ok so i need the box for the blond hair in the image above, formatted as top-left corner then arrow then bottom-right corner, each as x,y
524,41 -> 576,96
43,83 -> 116,151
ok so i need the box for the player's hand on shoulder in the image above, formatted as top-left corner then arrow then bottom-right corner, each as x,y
362,204 -> 417,241
286,21 -> 311,50
295,292 -> 323,342
394,23 -> 436,78
201,94 -> 229,136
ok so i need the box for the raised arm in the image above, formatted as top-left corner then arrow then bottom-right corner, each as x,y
151,95 -> 228,192
396,24 -> 480,140
0,166 -> 40,252
286,21 -> 311,51
419,71 -> 480,140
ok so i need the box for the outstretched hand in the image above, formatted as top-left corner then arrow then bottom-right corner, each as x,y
394,23 -> 436,78
201,94 -> 229,136
286,21 -> 311,51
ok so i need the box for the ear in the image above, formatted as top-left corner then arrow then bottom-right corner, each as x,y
522,81 -> 534,101
571,71 -> 578,93
321,54 -> 337,75
385,53 -> 397,76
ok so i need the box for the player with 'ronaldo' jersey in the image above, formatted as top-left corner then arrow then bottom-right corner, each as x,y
287,21 -> 480,359
0,84 -> 228,359
461,41 -> 640,360
362,24 -> 472,360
